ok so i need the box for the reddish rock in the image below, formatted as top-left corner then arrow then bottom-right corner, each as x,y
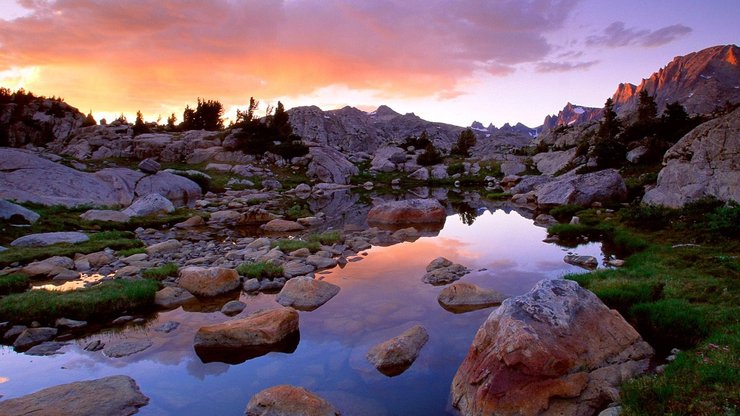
246,385 -> 340,416
178,266 -> 240,297
367,198 -> 446,225
194,307 -> 299,350
451,279 -> 653,416
366,325 -> 428,377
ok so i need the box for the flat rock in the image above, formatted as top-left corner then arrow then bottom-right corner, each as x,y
21,256 -> 75,278
121,193 -> 175,217
154,286 -> 196,308
306,255 -> 337,269
55,317 -> 87,329
11,232 -> 89,248
194,307 -> 299,350
174,215 -> 204,228
25,341 -> 69,356
0,200 -> 40,224
262,219 -> 305,232
145,239 -> 182,255
276,277 -> 340,311
80,209 -> 130,223
13,327 -> 58,351
246,385 -> 340,416
104,340 -> 153,358
178,266 -> 240,297
0,375 -> 149,416
451,279 -> 654,416
282,260 -> 316,277
438,282 -> 508,313
367,199 -> 446,225
366,325 -> 429,377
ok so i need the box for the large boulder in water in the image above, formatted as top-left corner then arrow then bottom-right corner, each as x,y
306,144 -> 359,184
534,169 -> 627,208
246,385 -> 340,416
643,107 -> 740,208
276,276 -> 340,311
366,325 -> 429,377
451,279 -> 653,416
178,266 -> 240,297
0,375 -> 149,416
367,198 -> 446,225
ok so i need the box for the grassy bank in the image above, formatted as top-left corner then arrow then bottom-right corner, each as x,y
551,200 -> 739,415
0,279 -> 158,324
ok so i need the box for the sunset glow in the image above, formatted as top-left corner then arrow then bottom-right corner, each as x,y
1,0 -> 738,126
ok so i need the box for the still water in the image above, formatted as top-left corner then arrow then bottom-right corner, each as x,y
0,207 -> 605,415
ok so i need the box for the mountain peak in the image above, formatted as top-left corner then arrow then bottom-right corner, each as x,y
371,105 -> 400,118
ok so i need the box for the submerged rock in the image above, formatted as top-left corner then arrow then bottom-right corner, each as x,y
564,254 -> 599,269
451,279 -> 654,416
154,287 -> 196,308
366,325 -> 429,377
246,385 -> 340,416
276,277 -> 340,311
0,375 -> 149,416
438,282 -> 507,313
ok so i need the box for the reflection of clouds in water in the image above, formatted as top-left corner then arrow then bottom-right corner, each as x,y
0,376 -> 8,383
186,359 -> 229,380
486,258 -> 518,270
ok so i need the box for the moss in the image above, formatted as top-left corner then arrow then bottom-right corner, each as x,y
236,262 -> 283,279
0,279 -> 158,324
0,274 -> 30,295
308,230 -> 342,245
117,247 -> 146,257
141,262 -> 179,280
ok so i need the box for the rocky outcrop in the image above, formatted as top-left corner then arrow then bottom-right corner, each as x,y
438,282 -> 507,313
276,277 -> 340,311
366,325 -> 429,377
0,376 -> 148,415
542,102 -> 602,133
120,193 -> 175,217
246,385 -> 340,416
11,231 -> 88,248
306,144 -> 359,184
532,148 -> 578,175
534,169 -> 627,208
451,279 -> 654,416
367,198 -> 446,225
643,107 -> 740,207
0,200 -> 40,224
0,97 -> 85,148
178,266 -> 240,297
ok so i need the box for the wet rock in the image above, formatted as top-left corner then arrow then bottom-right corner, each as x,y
262,219 -> 305,232
306,255 -> 337,269
121,193 -> 175,217
84,339 -> 105,352
438,282 -> 508,313
55,318 -> 87,329
277,277 -> 340,311
178,266 -> 240,297
451,279 -> 654,416
534,214 -> 559,227
138,158 -> 161,174
221,300 -> 246,316
104,340 -> 153,358
367,325 -> 429,377
194,307 -> 299,350
154,321 -> 180,333
564,254 -> 599,269
154,286 -> 196,308
246,385 -> 340,416
0,375 -> 149,416
367,198 -> 446,225
25,341 -> 69,356
243,278 -> 261,292
0,200 -> 40,224
11,231 -> 88,248
422,257 -> 469,285
13,327 -> 58,351
260,279 -> 286,292
145,239 -> 182,255
174,215 -> 204,228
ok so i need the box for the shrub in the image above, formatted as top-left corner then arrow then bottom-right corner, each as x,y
447,163 -> 465,176
0,274 -> 29,295
236,262 -> 283,279
308,230 -> 342,245
417,143 -> 443,166
705,202 -> 740,238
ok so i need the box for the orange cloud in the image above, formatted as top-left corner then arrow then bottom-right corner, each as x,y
0,0 -> 579,118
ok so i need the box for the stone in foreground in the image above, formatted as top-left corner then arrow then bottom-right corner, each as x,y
276,277 -> 340,311
367,198 -> 446,225
13,327 -> 58,351
246,384 -> 340,416
438,282 -> 508,313
451,279 -> 654,416
10,231 -> 89,248
366,325 -> 428,377
0,375 -> 149,416
178,266 -> 240,297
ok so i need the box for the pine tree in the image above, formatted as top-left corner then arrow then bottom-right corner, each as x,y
593,98 -> 624,168
166,113 -> 177,131
133,110 -> 149,136
454,128 -> 477,157
637,90 -> 658,124
82,111 -> 97,127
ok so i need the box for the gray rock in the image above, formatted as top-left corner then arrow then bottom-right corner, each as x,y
509,175 -> 554,194
104,340 -> 153,358
138,158 -> 161,174
626,146 -> 649,164
243,278 -> 261,292
0,375 -> 149,416
0,200 -> 40,224
121,193 -> 175,217
534,214 -> 559,227
532,147 -> 577,175
307,144 -> 359,184
3,325 -> 27,341
261,179 -> 282,191
282,259 -> 316,277
408,167 -> 430,181
422,257 -> 470,285
438,282 -> 508,313
80,209 -> 130,223
262,219 -> 305,232
25,341 -> 69,356
535,169 -> 627,208
11,231 -> 89,248
500,160 -> 526,176
154,286 -> 195,308
146,239 -> 182,255
367,325 -> 429,377
430,165 -> 449,179
154,321 -> 180,333
55,318 -> 87,329
13,327 -> 58,350
598,406 -> 623,416
564,254 -> 599,269
306,255 -> 337,269
221,300 -> 246,316
276,277 -> 340,311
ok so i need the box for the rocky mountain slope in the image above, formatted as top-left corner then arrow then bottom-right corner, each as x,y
0,95 -> 85,148
541,102 -> 602,133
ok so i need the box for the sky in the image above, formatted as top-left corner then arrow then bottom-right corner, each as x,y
0,0 -> 738,128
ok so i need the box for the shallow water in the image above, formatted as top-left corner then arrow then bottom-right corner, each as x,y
0,207 -> 606,415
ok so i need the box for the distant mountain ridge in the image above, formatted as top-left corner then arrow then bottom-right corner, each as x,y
542,102 -> 602,133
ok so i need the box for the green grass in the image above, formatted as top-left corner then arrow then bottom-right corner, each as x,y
236,261 -> 284,279
308,230 -> 342,245
0,274 -> 30,295
272,239 -> 320,253
549,204 -> 584,220
0,230 -> 143,267
118,247 -> 146,257
141,262 -> 179,280
0,279 -> 158,324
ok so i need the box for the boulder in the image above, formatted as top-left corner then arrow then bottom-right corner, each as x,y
174,215 -> 204,228
367,199 -> 446,225
276,277 -> 341,311
500,160 -> 526,176
11,231 -> 89,248
643,107 -> 740,207
178,266 -> 240,297
194,307 -> 299,350
451,279 -> 654,416
0,375 -> 149,416
408,167 -> 430,181
138,158 -> 161,174
626,146 -> 649,164
104,340 -> 153,358
80,209 -> 130,223
366,325 -> 429,377
282,259 -> 316,277
221,300 -> 246,316
145,239 -> 182,255
21,256 -> 75,278
208,210 -> 243,224
306,144 -> 359,184
430,165 -> 449,179
564,254 -> 599,269
535,169 -> 627,208
532,148 -> 577,175
438,282 -> 508,313
262,219 -> 305,232
13,327 -> 58,350
154,286 -> 196,308
133,172 -> 201,206
245,385 -> 340,416
422,257 -> 469,285
121,194 -> 175,217
0,200 -> 40,224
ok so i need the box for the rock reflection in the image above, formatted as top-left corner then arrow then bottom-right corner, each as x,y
194,330 -> 300,365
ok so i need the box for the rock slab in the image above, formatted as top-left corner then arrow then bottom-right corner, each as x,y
194,307 -> 299,350
438,282 -> 507,313
178,266 -> 240,297
451,279 -> 654,416
246,385 -> 340,416
276,277 -> 340,311
0,375 -> 149,416
11,231 -> 89,248
367,198 -> 446,225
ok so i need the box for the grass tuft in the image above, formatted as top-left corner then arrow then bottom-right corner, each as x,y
141,262 -> 179,280
0,274 -> 30,295
236,261 -> 283,279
